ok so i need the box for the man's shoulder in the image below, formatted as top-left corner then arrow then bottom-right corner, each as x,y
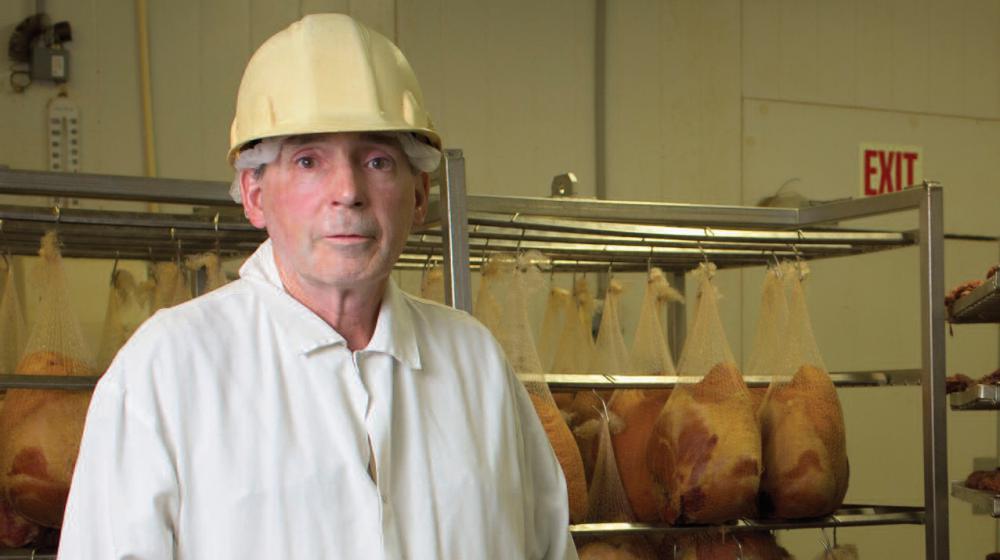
118,279 -> 257,355
399,291 -> 494,339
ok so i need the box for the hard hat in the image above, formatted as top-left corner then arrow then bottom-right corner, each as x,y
228,14 -> 440,165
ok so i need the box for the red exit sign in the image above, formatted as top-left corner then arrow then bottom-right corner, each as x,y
859,143 -> 923,197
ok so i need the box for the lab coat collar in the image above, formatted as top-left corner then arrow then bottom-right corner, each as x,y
239,240 -> 421,369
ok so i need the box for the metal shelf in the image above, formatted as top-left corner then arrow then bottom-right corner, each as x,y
951,482 -> 1000,517
949,274 -> 1000,324
519,369 -> 922,390
0,551 -> 55,560
949,384 -> 1000,410
569,505 -> 925,537
0,375 -> 100,391
420,195 -> 918,272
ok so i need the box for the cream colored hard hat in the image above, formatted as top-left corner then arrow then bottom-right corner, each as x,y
228,13 -> 440,164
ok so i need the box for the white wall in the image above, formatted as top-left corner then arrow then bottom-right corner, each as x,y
2,0 -> 999,557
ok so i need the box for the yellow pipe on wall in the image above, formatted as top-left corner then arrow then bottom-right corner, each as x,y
135,0 -> 160,212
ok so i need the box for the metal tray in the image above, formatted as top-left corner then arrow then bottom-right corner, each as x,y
951,482 -> 1000,517
950,384 -> 1000,410
569,505 -> 925,536
519,369 -> 921,390
949,274 -> 1000,323
0,375 -> 100,391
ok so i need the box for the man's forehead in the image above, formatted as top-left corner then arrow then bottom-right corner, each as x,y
283,132 -> 403,149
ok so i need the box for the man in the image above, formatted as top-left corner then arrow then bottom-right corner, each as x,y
59,14 -> 577,559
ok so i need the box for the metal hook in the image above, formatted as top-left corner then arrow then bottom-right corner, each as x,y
0,219 -> 9,259
515,228 -> 526,254
52,205 -> 61,224
110,250 -> 120,286
733,535 -> 744,560
588,389 -> 612,418
697,241 -> 710,265
212,212 -> 222,255
607,258 -> 614,281
647,245 -> 654,274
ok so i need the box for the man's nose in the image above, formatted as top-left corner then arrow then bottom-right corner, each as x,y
327,163 -> 366,208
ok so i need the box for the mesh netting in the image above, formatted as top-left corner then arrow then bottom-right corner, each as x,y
150,261 -> 191,313
96,269 -> 143,371
538,286 -> 571,373
551,285 -> 598,375
630,267 -> 682,375
675,263 -> 735,376
670,531 -> 793,559
745,266 -> 789,378
20,232 -> 94,372
594,279 -> 632,375
759,261 -> 848,519
649,262 -> 760,524
776,261 -> 826,375
814,544 -> 859,560
419,264 -> 445,304
473,257 -> 504,339
0,232 -> 95,528
186,252 -> 228,294
0,258 -> 26,374
584,402 -> 633,522
491,252 -> 551,401
575,275 -> 597,345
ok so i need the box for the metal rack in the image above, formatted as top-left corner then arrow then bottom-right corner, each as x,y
950,384 -> 1000,411
432,151 -> 948,558
0,159 -> 949,557
569,505 -> 925,537
951,483 -> 1000,518
943,250 -> 1000,531
949,274 -> 1000,323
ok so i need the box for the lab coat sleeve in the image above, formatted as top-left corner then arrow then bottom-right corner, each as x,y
507,367 -> 579,560
58,370 -> 179,559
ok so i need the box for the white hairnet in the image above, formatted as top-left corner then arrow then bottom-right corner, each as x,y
229,133 -> 442,203
230,137 -> 284,202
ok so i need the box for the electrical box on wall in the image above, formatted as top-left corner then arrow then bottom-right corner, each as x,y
7,13 -> 72,91
31,45 -> 70,82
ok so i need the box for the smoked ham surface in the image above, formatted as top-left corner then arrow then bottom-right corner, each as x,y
529,393 -> 589,523
0,351 -> 94,527
577,538 -> 657,560
760,364 -> 849,518
648,363 -> 761,524
672,532 -> 792,559
0,492 -> 40,548
609,389 -> 669,522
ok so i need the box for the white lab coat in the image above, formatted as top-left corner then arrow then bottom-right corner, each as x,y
59,240 -> 577,560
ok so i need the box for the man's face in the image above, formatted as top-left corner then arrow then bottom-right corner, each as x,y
241,132 -> 429,294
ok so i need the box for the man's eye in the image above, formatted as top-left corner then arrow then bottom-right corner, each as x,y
367,156 -> 394,171
295,156 -> 316,169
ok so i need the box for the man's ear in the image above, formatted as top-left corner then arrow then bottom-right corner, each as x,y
412,172 -> 431,227
241,168 -> 267,229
